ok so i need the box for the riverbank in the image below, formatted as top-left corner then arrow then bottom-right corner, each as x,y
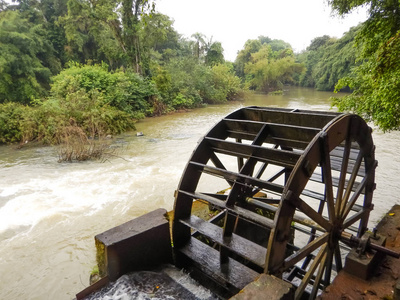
320,205 -> 400,299
1,87 -> 399,299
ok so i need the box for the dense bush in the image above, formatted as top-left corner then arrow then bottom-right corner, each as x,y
152,58 -> 243,109
51,62 -> 158,118
0,102 -> 26,143
164,57 -> 207,108
0,92 -> 135,146
0,59 -> 244,145
210,63 -> 242,102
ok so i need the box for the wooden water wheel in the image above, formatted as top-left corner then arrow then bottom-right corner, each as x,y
171,107 -> 377,299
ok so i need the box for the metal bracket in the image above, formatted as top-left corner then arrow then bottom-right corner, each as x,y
356,233 -> 370,257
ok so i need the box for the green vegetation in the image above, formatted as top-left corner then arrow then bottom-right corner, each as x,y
0,10 -> 59,103
235,36 -> 303,93
328,0 -> 400,131
0,0 -> 244,156
1,0 -> 399,155
298,27 -> 360,91
51,62 -> 158,118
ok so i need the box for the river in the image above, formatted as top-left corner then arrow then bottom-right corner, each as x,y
0,86 -> 399,299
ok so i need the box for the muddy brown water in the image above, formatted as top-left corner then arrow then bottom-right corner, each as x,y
0,86 -> 399,299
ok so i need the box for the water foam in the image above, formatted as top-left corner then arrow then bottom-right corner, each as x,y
85,266 -> 217,300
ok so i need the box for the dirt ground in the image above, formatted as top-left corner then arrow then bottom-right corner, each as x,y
319,205 -> 400,300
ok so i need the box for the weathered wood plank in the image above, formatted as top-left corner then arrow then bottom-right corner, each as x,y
241,107 -> 339,129
301,189 -> 363,213
205,136 -> 301,169
330,146 -> 360,160
180,215 -> 267,268
309,173 -> 364,194
177,237 -> 260,291
177,190 -> 275,229
330,155 -> 366,175
189,161 -> 285,194
222,119 -> 321,145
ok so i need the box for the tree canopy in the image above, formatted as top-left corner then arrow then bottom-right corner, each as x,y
2,0 -> 399,147
235,36 -> 303,93
298,26 -> 360,91
0,10 -> 60,103
329,0 -> 400,131
0,0 -> 246,145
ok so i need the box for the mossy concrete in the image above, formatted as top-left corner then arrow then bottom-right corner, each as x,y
95,208 -> 173,281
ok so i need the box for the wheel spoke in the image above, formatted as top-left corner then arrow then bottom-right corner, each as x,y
254,162 -> 268,179
309,249 -> 328,300
266,168 -> 286,182
301,195 -> 326,270
343,209 -> 367,229
236,124 -> 270,187
334,243 -> 342,272
295,244 -> 328,300
296,198 -> 332,231
335,137 -> 351,216
320,137 -> 335,222
284,232 -> 329,269
250,168 -> 285,197
254,145 -> 279,179
324,248 -> 333,286
339,149 -> 363,218
341,177 -> 366,221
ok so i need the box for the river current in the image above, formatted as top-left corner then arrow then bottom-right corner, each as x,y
0,87 -> 399,299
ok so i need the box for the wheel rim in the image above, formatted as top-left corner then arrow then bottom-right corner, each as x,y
171,107 -> 376,299
267,114 -> 376,299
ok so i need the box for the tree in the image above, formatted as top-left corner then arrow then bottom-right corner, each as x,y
244,44 -> 304,92
140,13 -> 181,75
234,36 -> 302,93
0,0 -> 6,11
191,32 -> 206,60
298,35 -> 334,87
211,63 -> 241,101
299,27 -> 360,91
234,39 -> 262,78
60,0 -> 155,74
0,10 -> 59,103
205,41 -> 224,66
235,36 -> 293,79
333,30 -> 400,131
329,0 -> 400,56
141,13 -> 180,54
329,0 -> 400,130
258,35 -> 291,52
5,0 -> 69,66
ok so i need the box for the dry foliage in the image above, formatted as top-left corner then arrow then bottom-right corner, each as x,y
57,123 -> 112,162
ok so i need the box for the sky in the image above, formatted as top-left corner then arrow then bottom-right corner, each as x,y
155,0 -> 368,61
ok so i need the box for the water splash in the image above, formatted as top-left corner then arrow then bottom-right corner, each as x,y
85,266 -> 217,300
